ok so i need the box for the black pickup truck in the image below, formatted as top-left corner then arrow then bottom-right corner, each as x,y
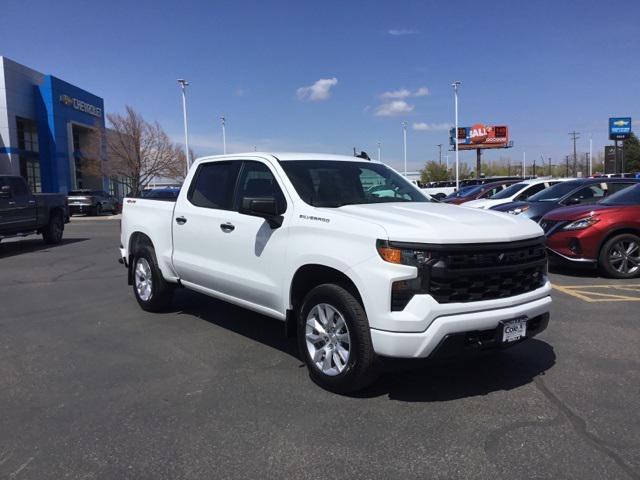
0,176 -> 69,244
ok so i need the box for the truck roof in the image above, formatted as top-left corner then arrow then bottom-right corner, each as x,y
195,152 -> 371,163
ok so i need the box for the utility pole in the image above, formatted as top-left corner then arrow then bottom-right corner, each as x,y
565,155 -> 570,177
437,144 -> 443,165
220,115 -> 227,154
451,81 -> 462,189
589,134 -> 593,176
569,131 -> 580,176
548,157 -> 552,176
585,153 -> 590,178
377,141 -> 381,162
402,121 -> 408,175
177,79 -> 190,173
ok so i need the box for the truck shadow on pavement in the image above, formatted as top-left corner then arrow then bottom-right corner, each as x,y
0,238 -> 88,259
171,289 -> 556,402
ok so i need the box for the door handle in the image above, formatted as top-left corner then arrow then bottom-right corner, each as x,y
220,222 -> 235,233
175,216 -> 187,225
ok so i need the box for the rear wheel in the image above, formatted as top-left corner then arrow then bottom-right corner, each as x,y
42,211 -> 64,244
297,284 -> 378,394
132,245 -> 175,311
599,233 -> 640,278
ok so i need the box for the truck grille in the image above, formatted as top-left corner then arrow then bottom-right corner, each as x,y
427,239 -> 547,304
389,237 -> 548,309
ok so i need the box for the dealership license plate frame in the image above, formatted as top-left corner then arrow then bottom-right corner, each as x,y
501,317 -> 527,343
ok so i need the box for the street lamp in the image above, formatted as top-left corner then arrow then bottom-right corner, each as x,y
377,141 -> 382,163
177,79 -> 190,173
220,115 -> 227,154
451,81 -> 461,190
402,121 -> 408,176
437,144 -> 443,164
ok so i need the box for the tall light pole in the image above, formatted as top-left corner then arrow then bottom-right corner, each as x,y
177,79 -> 190,172
451,81 -> 461,190
437,144 -> 443,164
522,151 -> 526,178
377,141 -> 381,162
589,133 -> 593,176
402,121 -> 408,175
220,115 -> 227,154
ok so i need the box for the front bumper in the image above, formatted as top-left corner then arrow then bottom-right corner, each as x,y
369,294 -> 551,358
69,204 -> 93,214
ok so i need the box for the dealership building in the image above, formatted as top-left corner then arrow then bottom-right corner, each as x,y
0,56 -> 114,193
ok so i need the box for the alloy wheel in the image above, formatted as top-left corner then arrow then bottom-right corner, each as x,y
135,258 -> 153,301
305,303 -> 351,376
608,239 -> 640,275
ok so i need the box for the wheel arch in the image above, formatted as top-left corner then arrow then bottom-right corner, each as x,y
127,231 -> 155,285
597,226 -> 640,257
289,264 -> 364,314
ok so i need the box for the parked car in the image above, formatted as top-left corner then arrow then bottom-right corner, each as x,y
120,153 -> 551,393
140,186 -> 181,200
492,178 -> 640,222
67,189 -> 118,216
541,183 -> 640,278
442,180 -> 520,205
421,181 -> 457,199
463,178 -> 569,209
0,175 -> 69,244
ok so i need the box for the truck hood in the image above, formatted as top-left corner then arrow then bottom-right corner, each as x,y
462,198 -> 511,209
334,202 -> 543,243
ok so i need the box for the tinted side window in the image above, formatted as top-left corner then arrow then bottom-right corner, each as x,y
572,185 -> 606,204
188,161 -> 240,210
518,183 -> 546,200
9,178 -> 29,198
236,161 -> 287,213
607,182 -> 635,195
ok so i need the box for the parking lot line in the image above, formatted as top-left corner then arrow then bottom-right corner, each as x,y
552,283 -> 640,302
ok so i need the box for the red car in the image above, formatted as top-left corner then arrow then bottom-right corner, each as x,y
442,180 -> 519,205
540,183 -> 640,278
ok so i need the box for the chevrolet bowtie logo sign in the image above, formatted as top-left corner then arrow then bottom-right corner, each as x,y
59,95 -> 102,118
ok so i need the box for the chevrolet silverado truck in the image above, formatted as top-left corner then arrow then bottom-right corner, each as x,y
0,175 -> 69,245
119,153 -> 552,393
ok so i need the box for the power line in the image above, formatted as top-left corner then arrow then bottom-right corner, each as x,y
569,131 -> 580,176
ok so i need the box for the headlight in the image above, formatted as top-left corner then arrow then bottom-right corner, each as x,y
507,205 -> 530,215
562,216 -> 600,231
376,240 -> 430,267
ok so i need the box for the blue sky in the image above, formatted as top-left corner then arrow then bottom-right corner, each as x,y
2,0 -> 639,171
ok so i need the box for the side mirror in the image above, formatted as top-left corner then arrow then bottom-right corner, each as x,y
0,185 -> 11,199
566,197 -> 581,205
241,196 -> 283,228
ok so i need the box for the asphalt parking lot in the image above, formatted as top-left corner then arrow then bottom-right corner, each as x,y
1,219 -> 639,479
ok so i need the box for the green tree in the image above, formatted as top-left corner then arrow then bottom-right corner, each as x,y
623,132 -> 640,173
420,161 -> 449,183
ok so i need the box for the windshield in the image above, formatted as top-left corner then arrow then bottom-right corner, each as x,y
279,160 -> 429,207
490,182 -> 528,199
528,180 -> 583,202
600,184 -> 640,205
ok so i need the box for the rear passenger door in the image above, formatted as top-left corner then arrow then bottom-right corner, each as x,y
8,177 -> 36,229
171,160 -> 242,294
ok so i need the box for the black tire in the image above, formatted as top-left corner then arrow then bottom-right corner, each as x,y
599,233 -> 640,279
42,211 -> 64,244
131,245 -> 175,312
94,203 -> 103,216
297,284 -> 378,394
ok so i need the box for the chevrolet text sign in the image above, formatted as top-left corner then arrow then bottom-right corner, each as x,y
609,117 -> 632,140
59,94 -> 102,118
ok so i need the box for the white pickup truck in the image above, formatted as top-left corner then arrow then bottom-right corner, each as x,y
119,153 -> 552,393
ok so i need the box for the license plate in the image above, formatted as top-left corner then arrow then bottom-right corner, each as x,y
502,317 -> 527,343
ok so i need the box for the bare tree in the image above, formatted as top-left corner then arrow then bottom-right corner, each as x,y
106,106 -> 186,195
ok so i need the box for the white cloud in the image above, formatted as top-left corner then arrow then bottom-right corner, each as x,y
296,77 -> 338,101
379,87 -> 430,99
234,87 -> 246,97
387,29 -> 419,36
375,100 -> 414,117
413,122 -> 453,131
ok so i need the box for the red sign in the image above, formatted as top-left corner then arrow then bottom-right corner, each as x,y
451,124 -> 510,150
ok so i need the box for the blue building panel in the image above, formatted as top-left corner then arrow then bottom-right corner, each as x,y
35,75 -> 105,192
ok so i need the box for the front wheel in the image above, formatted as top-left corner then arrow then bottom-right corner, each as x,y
132,246 -> 175,312
297,284 -> 378,394
599,233 -> 640,278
